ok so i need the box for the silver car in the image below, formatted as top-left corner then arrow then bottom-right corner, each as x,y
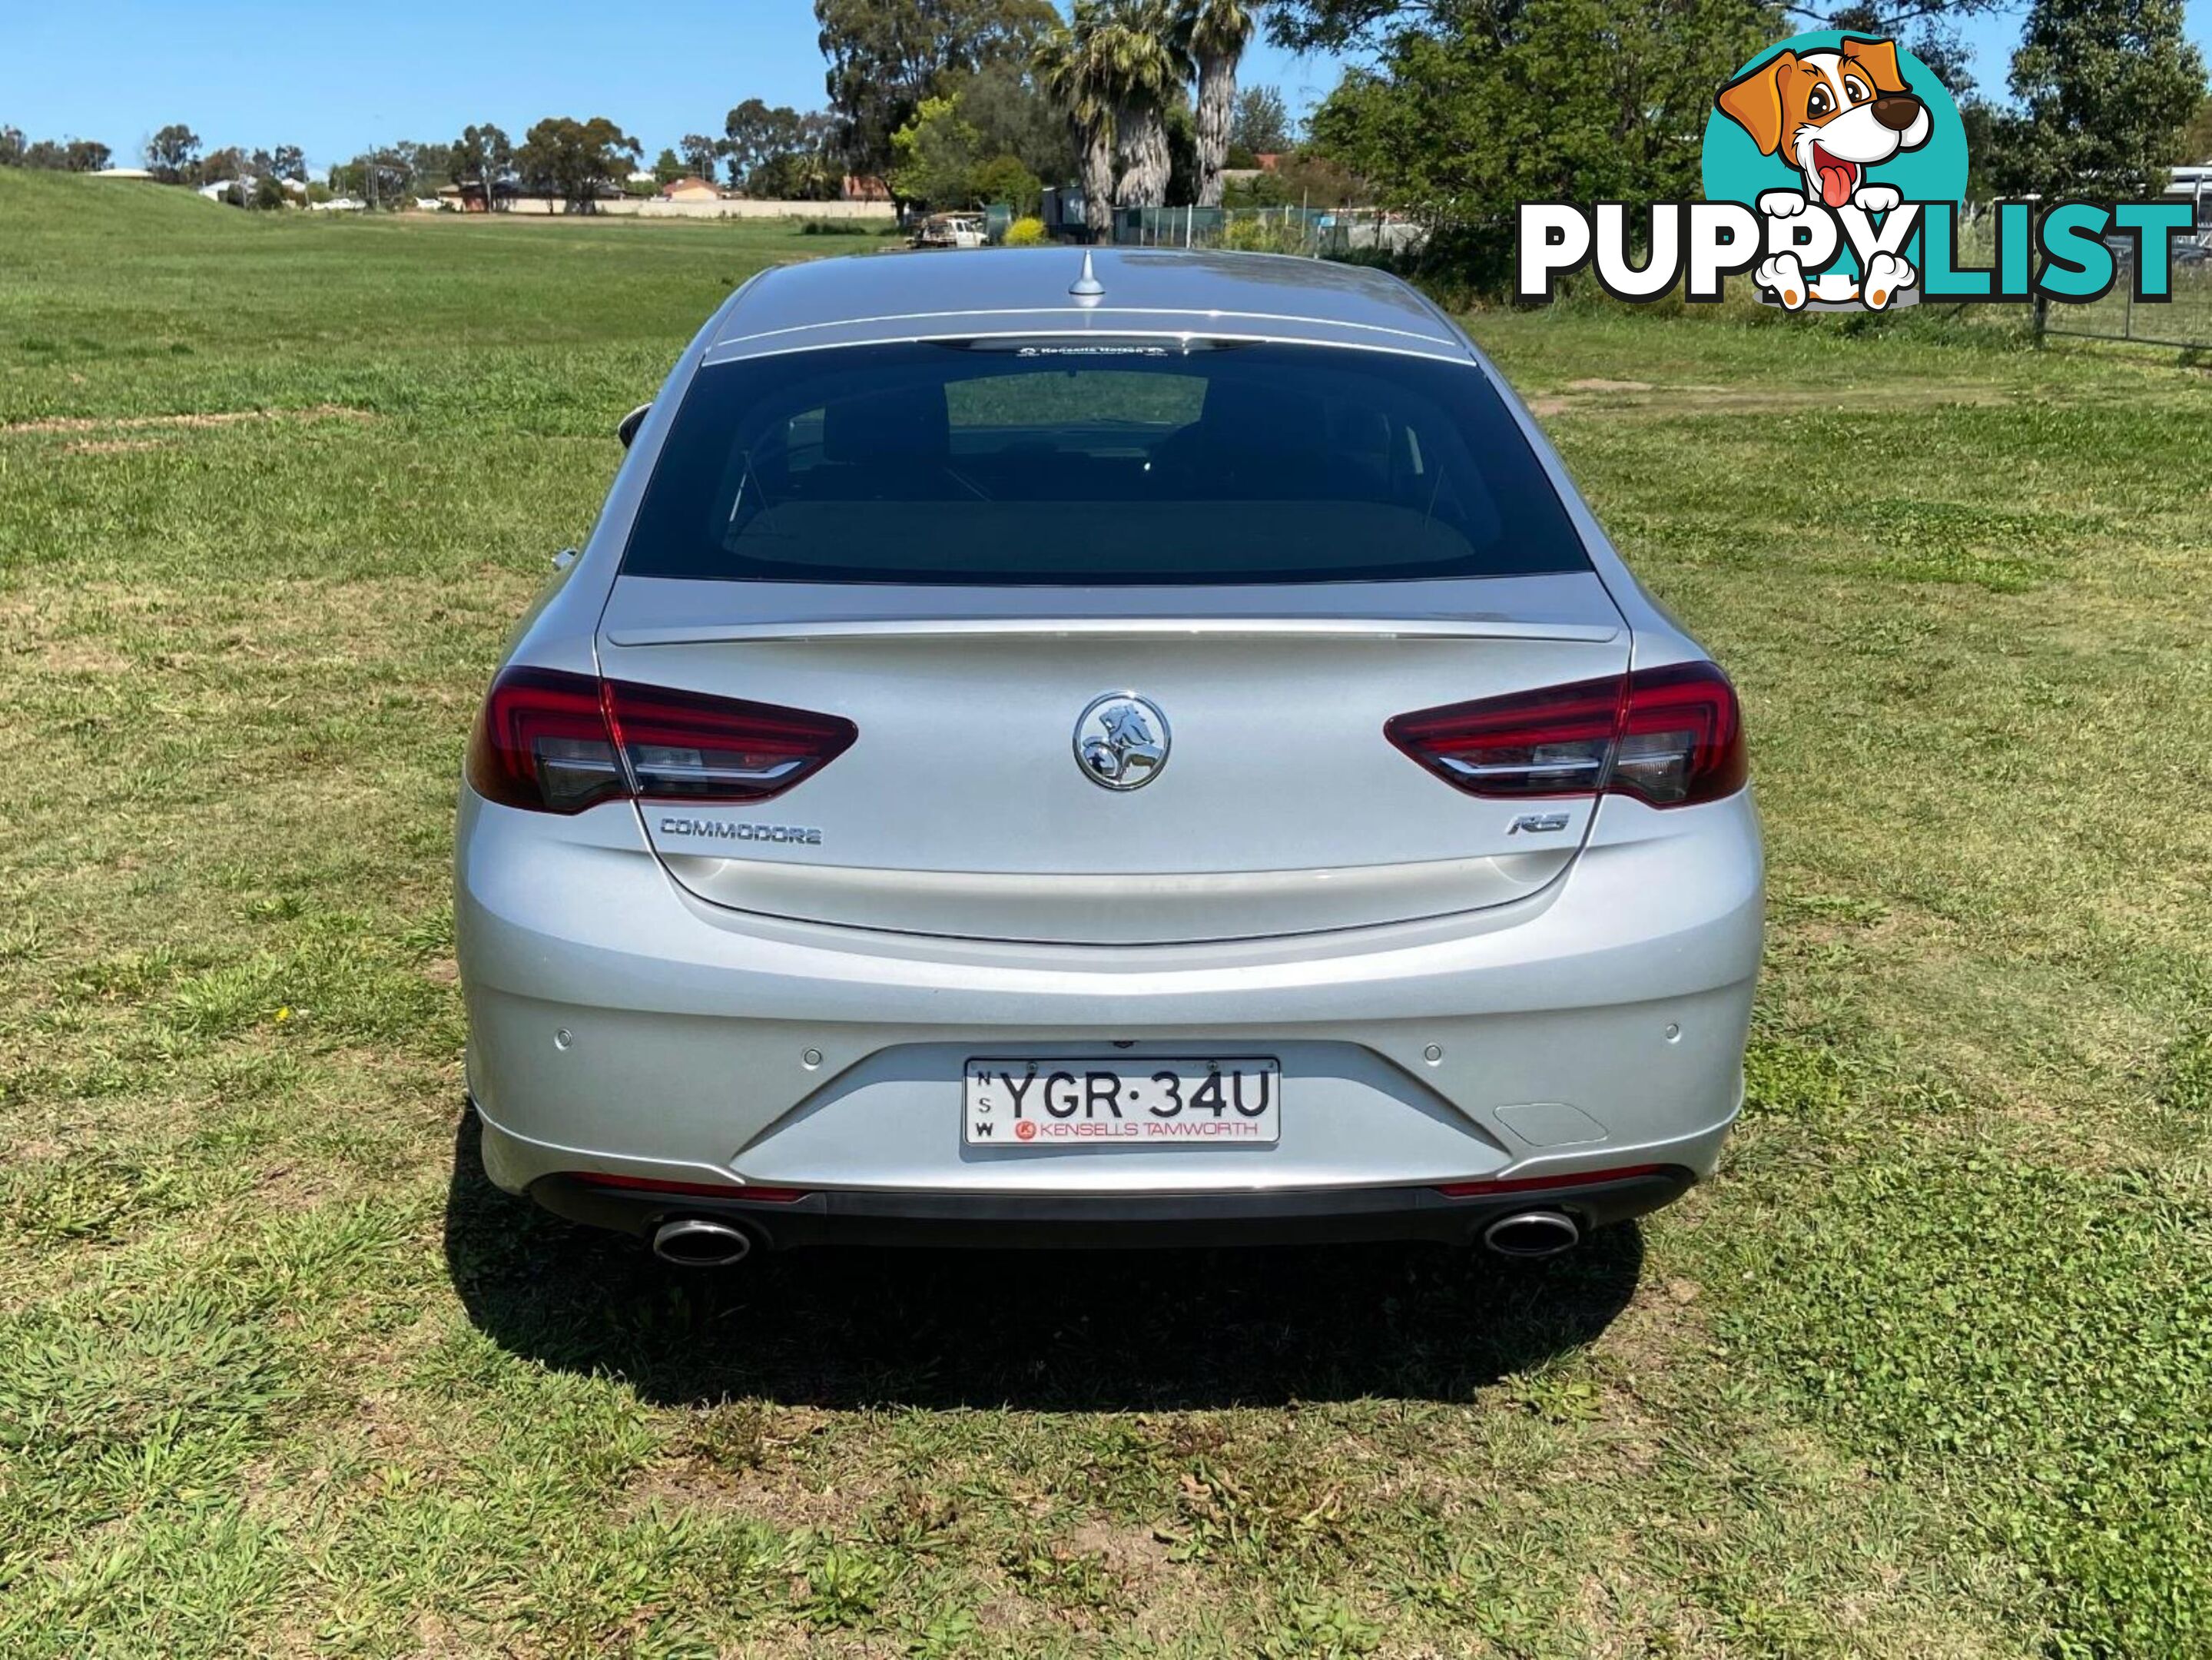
456,248 -> 1760,1267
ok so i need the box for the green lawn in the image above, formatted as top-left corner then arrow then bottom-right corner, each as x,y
2,168 -> 2207,1658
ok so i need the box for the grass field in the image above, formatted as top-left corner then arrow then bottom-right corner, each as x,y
2,168 -> 2208,1658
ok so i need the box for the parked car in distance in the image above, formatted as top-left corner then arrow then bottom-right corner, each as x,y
456,247 -> 1763,1267
911,212 -> 988,249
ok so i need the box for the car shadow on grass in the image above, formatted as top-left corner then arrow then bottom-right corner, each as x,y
442,1109 -> 1642,1410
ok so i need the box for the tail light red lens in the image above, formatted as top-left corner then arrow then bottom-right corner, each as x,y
1609,662 -> 1748,806
567,1172 -> 810,1203
466,667 -> 627,814
1387,661 -> 1745,809
466,666 -> 856,815
602,679 -> 857,802
1434,1164 -> 1668,1198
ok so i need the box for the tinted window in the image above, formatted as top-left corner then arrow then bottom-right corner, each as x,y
622,340 -> 1589,585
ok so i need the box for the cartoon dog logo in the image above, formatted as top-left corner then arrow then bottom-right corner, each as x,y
1716,36 -> 1932,310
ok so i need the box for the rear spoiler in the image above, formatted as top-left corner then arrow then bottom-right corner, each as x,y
603,616 -> 1621,647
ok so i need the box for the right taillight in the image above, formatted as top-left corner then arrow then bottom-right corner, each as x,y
466,666 -> 856,815
1386,660 -> 1745,809
1608,661 -> 1746,806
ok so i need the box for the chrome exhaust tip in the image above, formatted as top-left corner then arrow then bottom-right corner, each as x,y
651,1217 -> 755,1268
1481,1210 -> 1582,1260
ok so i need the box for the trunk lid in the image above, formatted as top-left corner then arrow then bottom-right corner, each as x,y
599,576 -> 1630,945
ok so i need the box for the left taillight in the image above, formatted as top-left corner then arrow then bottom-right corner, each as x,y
466,666 -> 857,815
466,667 -> 627,813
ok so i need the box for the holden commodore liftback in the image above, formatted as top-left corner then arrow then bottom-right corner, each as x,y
455,248 -> 1761,1267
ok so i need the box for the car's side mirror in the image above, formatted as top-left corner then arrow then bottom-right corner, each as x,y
617,403 -> 651,448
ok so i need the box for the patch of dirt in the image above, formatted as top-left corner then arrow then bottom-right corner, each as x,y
3,403 -> 374,437
58,438 -> 166,456
253,1160 -> 337,1213
24,641 -> 134,675
1527,381 -> 2020,418
624,1450 -> 883,1532
1068,1518 -> 1170,1587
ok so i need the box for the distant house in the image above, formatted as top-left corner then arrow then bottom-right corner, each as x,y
843,174 -> 892,203
658,176 -> 720,203
197,178 -> 244,201
90,167 -> 155,180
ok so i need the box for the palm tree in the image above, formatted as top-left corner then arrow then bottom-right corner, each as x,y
1036,4 -> 1118,241
1177,0 -> 1255,208
1095,0 -> 1186,211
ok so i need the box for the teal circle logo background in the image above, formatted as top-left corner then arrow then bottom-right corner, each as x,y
1700,32 -> 1969,208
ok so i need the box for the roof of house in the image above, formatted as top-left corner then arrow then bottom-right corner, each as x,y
662,177 -> 718,194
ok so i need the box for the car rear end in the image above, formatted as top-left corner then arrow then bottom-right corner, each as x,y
455,251 -> 1761,1263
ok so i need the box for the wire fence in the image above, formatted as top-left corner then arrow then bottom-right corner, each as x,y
1104,199 -> 2212,352
1112,204 -> 1429,259
1952,203 -> 2212,351
2033,255 -> 2212,352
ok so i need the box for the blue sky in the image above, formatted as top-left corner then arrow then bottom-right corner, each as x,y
0,0 -> 1345,174
0,1 -> 2204,176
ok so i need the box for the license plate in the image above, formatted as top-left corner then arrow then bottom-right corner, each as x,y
963,1058 -> 1281,1147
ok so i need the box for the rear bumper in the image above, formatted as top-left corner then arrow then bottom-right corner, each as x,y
457,782 -> 1760,1218
521,1157 -> 1696,1250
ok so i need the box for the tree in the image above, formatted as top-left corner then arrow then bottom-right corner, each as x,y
652,146 -> 685,184
1265,0 -> 1419,51
1306,0 -> 1780,286
337,147 -> 419,207
721,103 -> 841,197
814,0 -> 1060,193
408,141 -> 459,192
2184,94 -> 2212,165
973,150 -> 1044,210
1177,0 -> 1255,206
1997,0 -> 2206,199
1273,0 -> 2017,55
1231,84 -> 1292,153
145,123 -> 201,183
678,133 -> 722,178
941,57 -> 1067,179
1883,21 -> 2001,197
750,134 -> 844,200
452,123 -> 515,208
1036,2 -> 1120,237
890,93 -> 1032,208
889,94 -> 983,205
516,116 -> 641,210
11,135 -> 112,171
254,172 -> 290,210
1099,0 -> 1187,209
724,98 -> 805,188
270,144 -> 306,182
200,145 -> 247,186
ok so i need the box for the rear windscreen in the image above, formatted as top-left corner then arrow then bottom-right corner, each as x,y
621,340 -> 1590,586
